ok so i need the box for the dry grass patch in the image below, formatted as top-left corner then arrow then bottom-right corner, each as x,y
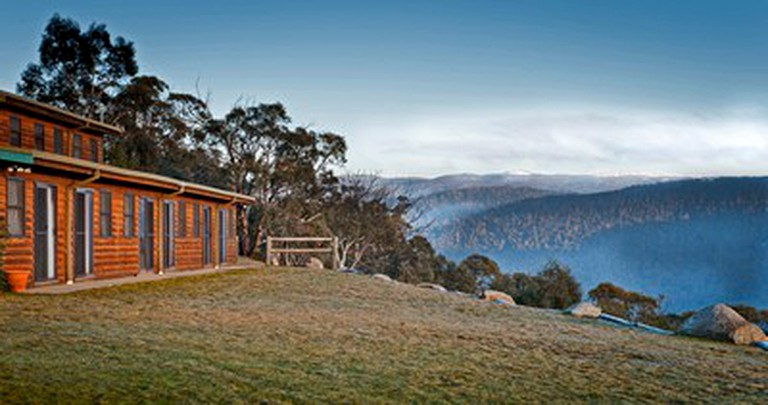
0,267 -> 766,402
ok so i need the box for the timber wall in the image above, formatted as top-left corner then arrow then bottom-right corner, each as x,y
0,109 -> 103,162
0,172 -> 239,288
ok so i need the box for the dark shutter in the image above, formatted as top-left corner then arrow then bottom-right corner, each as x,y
74,193 -> 86,276
193,204 -> 200,238
203,207 -> 211,264
34,187 -> 48,281
90,139 -> 99,162
9,116 -> 21,147
73,134 -> 82,158
35,123 -> 45,151
54,128 -> 64,154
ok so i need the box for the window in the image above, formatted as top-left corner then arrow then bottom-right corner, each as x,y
193,203 -> 200,238
34,123 -> 45,151
7,178 -> 25,236
9,116 -> 21,147
124,193 -> 135,237
72,134 -> 82,158
90,139 -> 99,162
100,190 -> 112,237
54,128 -> 64,154
179,201 -> 187,237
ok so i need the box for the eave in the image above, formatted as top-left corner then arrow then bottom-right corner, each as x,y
0,146 -> 255,204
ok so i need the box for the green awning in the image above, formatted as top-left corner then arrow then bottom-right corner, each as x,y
0,149 -> 34,165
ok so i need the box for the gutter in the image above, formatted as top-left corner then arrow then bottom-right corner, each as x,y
169,184 -> 186,197
28,149 -> 255,203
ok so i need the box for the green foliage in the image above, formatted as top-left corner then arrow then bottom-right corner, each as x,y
491,261 -> 581,309
588,282 -> 661,325
729,304 -> 768,324
535,261 -> 582,309
397,236 -> 442,284
440,254 -> 501,294
18,13 -> 138,118
441,263 -> 477,294
461,254 -> 502,290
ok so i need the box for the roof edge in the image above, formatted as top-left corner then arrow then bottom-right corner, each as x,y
0,90 -> 123,136
21,148 -> 255,203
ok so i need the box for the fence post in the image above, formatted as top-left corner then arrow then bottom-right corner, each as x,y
266,236 -> 273,267
331,236 -> 340,271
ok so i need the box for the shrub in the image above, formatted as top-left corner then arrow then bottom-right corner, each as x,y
442,254 -> 502,294
729,304 -> 768,324
588,282 -> 661,325
536,261 -> 582,309
491,261 -> 582,309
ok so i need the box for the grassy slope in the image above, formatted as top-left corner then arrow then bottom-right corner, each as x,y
0,268 -> 766,402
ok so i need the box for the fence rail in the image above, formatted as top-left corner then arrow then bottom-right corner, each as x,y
266,236 -> 339,270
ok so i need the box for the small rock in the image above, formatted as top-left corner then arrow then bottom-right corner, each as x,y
482,290 -> 515,305
306,257 -> 324,269
418,283 -> 447,292
372,273 -> 393,282
566,302 -> 602,319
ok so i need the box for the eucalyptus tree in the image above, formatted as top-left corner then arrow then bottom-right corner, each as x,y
17,13 -> 138,120
205,103 -> 347,255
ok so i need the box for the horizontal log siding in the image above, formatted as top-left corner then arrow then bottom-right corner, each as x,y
0,110 -> 102,162
1,171 -> 239,288
92,185 -> 140,279
173,198 -> 205,271
1,173 -> 71,286
227,208 -> 238,264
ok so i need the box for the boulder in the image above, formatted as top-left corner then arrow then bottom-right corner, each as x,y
679,303 -> 768,345
482,290 -> 515,305
306,257 -> 324,269
418,283 -> 447,292
565,302 -> 602,319
372,273 -> 393,282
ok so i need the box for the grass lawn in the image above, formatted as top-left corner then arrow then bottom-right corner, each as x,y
0,268 -> 766,402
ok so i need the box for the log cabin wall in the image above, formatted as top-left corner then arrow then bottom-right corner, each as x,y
0,109 -> 103,163
0,91 -> 251,289
0,169 -> 240,288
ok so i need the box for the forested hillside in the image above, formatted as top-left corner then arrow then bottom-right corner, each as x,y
424,177 -> 768,311
432,177 -> 768,251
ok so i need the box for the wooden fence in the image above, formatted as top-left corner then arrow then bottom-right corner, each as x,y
266,236 -> 339,270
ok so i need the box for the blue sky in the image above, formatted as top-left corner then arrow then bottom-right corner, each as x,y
3,1 -> 768,176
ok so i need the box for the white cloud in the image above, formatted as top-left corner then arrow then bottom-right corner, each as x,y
345,105 -> 768,177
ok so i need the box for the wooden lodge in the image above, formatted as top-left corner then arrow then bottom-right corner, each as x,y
0,90 -> 254,289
